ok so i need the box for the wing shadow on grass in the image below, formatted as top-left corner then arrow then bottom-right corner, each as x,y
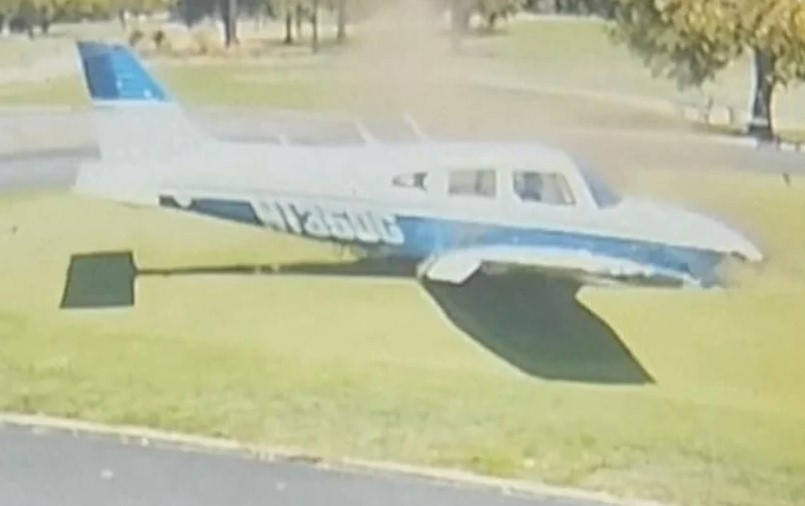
61,252 -> 653,385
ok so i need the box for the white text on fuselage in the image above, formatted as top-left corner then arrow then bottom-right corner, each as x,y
255,200 -> 405,245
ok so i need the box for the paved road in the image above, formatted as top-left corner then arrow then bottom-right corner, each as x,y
0,107 -> 801,194
0,147 -> 91,193
0,423 -> 608,506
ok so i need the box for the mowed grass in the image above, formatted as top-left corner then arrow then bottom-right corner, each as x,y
156,62 -> 336,109
481,18 -> 805,125
0,37 -> 65,67
0,169 -> 804,506
0,57 -> 346,109
0,60 -> 322,109
0,75 -> 85,106
5,15 -> 805,132
3,16 -> 805,129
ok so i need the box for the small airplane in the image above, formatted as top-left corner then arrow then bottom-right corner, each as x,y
72,40 -> 763,289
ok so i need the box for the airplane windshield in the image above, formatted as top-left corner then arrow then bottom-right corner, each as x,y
577,164 -> 622,208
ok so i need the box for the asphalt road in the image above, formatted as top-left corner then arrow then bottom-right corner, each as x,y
0,107 -> 802,195
0,147 -> 90,193
0,423 -> 607,506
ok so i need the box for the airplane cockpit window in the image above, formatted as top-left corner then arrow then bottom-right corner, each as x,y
513,171 -> 576,206
448,169 -> 497,198
576,163 -> 622,208
393,172 -> 428,190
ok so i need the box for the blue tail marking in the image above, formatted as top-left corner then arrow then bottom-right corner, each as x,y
76,41 -> 171,102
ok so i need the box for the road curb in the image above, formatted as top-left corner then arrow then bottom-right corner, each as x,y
0,412 -> 670,506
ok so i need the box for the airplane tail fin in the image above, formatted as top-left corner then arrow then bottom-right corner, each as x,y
76,40 -> 211,161
73,41 -> 211,204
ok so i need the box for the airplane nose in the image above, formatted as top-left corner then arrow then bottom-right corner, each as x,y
618,197 -> 765,263
680,212 -> 764,263
678,206 -> 765,263
710,222 -> 764,263
733,237 -> 764,263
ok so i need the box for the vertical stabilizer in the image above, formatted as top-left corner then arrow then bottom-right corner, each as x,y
74,41 -> 212,204
76,41 -> 210,163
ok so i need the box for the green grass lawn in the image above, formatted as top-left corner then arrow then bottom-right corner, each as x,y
0,37 -> 66,67
0,169 -> 804,506
0,57 -> 351,110
2,16 -> 805,131
478,18 -> 805,127
155,61 -> 336,109
5,15 -> 804,132
0,75 -> 85,106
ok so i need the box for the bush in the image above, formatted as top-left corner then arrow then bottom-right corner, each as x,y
128,28 -> 145,47
152,29 -> 166,49
192,25 -> 224,55
128,22 -> 228,58
128,27 -> 157,54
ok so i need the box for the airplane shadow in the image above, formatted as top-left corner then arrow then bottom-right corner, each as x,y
61,252 -> 653,385
422,274 -> 653,384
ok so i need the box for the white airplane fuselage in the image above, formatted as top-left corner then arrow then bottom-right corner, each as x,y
72,41 -> 764,288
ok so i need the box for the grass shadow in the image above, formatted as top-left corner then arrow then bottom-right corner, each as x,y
61,252 -> 652,384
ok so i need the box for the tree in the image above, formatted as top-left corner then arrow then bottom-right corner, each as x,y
310,0 -> 318,52
611,0 -> 805,141
269,0 -> 302,44
449,0 -> 471,36
741,0 -> 805,139
17,0 -> 37,37
220,0 -> 237,46
443,0 -> 524,39
174,0 -> 237,45
476,0 -> 524,30
294,0 -> 304,37
114,0 -> 175,25
39,3 -> 52,32
280,0 -> 293,43
334,0 -> 345,41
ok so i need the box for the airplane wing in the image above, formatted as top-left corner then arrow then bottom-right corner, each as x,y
416,246 -> 711,288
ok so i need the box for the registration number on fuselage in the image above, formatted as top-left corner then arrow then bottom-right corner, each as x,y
255,199 -> 405,246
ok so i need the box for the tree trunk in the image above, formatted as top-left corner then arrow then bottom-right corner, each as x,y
487,12 -> 498,31
335,0 -> 346,43
450,0 -> 470,52
221,0 -> 238,47
601,0 -> 616,19
284,10 -> 293,44
310,0 -> 319,53
118,9 -> 126,29
295,3 -> 303,39
747,49 -> 776,142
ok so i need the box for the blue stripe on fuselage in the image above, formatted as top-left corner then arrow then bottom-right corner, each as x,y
158,196 -> 722,284
160,196 -> 261,225
393,216 -> 722,283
